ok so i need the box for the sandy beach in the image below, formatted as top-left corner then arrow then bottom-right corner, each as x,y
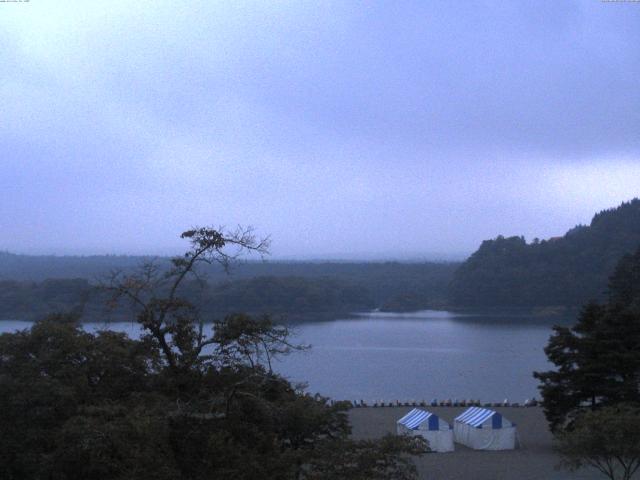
349,406 -> 604,480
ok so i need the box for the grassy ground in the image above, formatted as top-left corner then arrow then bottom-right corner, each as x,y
349,406 -> 603,480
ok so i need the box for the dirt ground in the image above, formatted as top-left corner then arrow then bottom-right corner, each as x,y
348,406 -> 605,480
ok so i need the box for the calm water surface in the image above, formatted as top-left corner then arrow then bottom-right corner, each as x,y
0,310 -> 568,403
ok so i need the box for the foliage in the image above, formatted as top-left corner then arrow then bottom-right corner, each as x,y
0,315 -> 164,480
300,435 -> 428,480
450,199 -> 640,307
556,404 -> 640,480
0,227 -> 424,479
0,245 -> 458,318
0,278 -> 92,320
379,292 -> 441,312
0,264 -> 457,321
0,275 -> 376,322
534,246 -> 640,432
204,275 -> 375,319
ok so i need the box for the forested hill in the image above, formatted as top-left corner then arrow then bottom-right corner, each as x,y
450,199 -> 640,307
0,256 -> 458,321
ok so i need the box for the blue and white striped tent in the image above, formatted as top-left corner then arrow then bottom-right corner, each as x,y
455,406 -> 508,429
396,408 -> 454,452
454,407 -> 517,450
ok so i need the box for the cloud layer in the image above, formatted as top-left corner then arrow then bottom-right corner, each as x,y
1,1 -> 639,257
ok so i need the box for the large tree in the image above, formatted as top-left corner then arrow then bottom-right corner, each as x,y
0,227 -> 425,480
534,246 -> 640,432
556,404 -> 640,480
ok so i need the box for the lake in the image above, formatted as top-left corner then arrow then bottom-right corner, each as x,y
0,310 -> 569,403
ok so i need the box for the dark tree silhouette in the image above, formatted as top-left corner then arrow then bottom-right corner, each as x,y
534,246 -> 640,432
451,199 -> 640,307
0,227 -> 425,480
556,404 -> 640,480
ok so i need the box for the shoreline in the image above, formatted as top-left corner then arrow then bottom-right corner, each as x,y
349,406 -> 600,480
0,304 -> 581,324
343,399 -> 538,408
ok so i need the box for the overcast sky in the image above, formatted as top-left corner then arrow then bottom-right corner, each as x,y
1,1 -> 639,259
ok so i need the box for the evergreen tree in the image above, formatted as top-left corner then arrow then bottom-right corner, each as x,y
534,246 -> 640,432
451,199 -> 640,307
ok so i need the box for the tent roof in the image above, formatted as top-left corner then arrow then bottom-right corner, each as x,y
397,408 -> 436,429
455,407 -> 500,427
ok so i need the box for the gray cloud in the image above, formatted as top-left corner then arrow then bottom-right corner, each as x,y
1,1 -> 639,258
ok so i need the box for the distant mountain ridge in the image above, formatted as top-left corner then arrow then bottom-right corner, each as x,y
0,252 -> 155,281
450,199 -> 640,307
0,255 -> 458,320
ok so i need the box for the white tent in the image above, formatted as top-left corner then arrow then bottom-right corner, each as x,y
396,408 -> 454,453
453,407 -> 518,450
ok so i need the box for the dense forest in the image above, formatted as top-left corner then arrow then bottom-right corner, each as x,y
4,199 -> 640,317
0,228 -> 424,479
450,199 -> 640,307
0,259 -> 457,321
534,244 -> 640,432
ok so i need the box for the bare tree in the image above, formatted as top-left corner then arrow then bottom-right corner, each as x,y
104,226 -> 270,370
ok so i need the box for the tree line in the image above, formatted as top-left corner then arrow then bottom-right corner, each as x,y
535,245 -> 640,479
450,199 -> 640,307
0,263 -> 457,322
4,199 -> 640,314
0,276 -> 375,322
0,227 -> 425,480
